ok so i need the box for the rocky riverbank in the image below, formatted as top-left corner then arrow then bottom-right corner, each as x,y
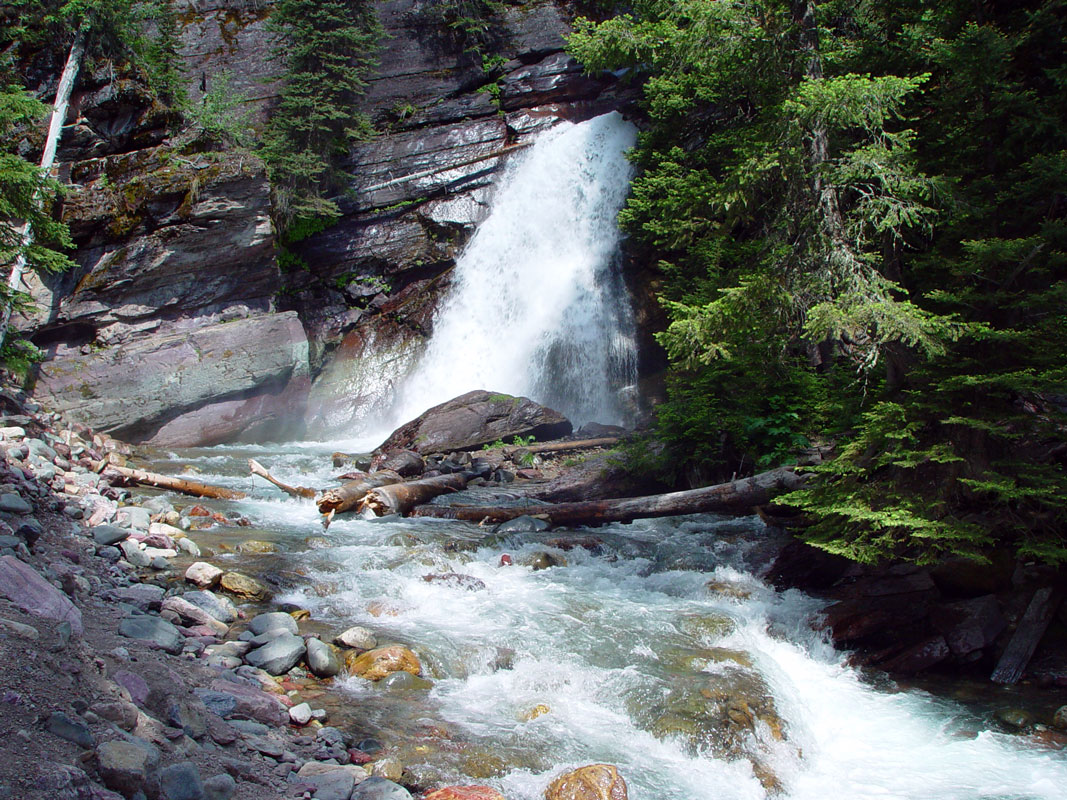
0,387 -> 637,800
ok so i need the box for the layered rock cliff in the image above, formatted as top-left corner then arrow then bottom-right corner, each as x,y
22,0 -> 636,446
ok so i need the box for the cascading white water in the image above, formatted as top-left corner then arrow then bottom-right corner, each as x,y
391,112 -> 639,429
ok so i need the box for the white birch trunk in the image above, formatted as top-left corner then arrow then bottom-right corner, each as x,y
0,21 -> 89,351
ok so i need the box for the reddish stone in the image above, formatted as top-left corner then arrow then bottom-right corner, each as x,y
187,505 -> 211,517
348,749 -> 374,765
424,787 -> 506,800
499,554 -> 512,566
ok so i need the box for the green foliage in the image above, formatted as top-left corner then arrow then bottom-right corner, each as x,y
186,72 -> 253,148
259,0 -> 383,231
511,435 -> 536,447
141,0 -> 184,106
570,0 -> 1067,564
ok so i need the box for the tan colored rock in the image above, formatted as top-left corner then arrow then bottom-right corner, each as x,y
519,704 -> 551,722
344,645 -> 421,681
149,521 -> 186,540
296,762 -> 368,783
425,787 -> 507,800
544,765 -> 627,800
368,757 -> 403,781
237,539 -> 279,554
220,571 -> 269,600
185,561 -> 223,588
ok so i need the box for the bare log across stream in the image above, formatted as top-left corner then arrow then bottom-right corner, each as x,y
361,473 -> 469,517
410,467 -> 806,526
103,464 -> 248,500
317,471 -> 404,516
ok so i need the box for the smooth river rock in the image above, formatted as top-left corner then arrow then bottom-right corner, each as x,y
545,765 -> 628,800
118,615 -> 184,654
345,645 -> 422,681
306,637 -> 342,678
244,633 -> 305,675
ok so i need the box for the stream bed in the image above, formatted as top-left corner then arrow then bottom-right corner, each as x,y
140,441 -> 1067,800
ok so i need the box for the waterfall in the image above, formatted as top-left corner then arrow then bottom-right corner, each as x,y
392,111 -> 639,429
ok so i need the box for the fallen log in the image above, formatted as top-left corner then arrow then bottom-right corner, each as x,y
316,471 -> 403,516
411,467 -> 806,526
361,473 -> 469,517
504,437 -> 619,456
991,586 -> 1062,684
103,464 -> 247,500
248,459 -> 317,499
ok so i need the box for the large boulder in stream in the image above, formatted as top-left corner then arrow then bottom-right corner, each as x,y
375,390 -> 572,456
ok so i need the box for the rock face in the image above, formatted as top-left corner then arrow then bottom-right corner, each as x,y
20,0 -> 635,445
376,390 -> 572,455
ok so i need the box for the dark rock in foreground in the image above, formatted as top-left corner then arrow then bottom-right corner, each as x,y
375,390 -> 572,456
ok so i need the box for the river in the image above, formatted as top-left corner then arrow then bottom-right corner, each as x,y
143,441 -> 1067,800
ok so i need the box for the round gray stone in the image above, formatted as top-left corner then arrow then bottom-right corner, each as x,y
306,638 -> 341,678
351,777 -> 413,800
159,762 -> 204,800
248,611 -> 298,636
118,615 -> 184,654
244,633 -> 305,675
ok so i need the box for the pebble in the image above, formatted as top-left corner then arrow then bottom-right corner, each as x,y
289,702 -> 313,726
185,561 -> 223,588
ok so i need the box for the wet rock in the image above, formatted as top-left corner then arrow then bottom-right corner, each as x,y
930,595 -> 1007,659
375,449 -> 425,477
380,670 -> 433,692
375,390 -> 571,456
422,572 -> 487,592
368,757 -> 403,782
880,635 -> 951,674
995,708 -> 1035,730
46,711 -> 95,748
493,515 -> 551,533
345,645 -> 422,681
522,551 -> 567,571
248,611 -> 299,636
0,555 -> 84,633
96,739 -> 160,799
544,764 -> 628,800
236,539 -> 278,554
118,615 -> 184,654
160,762 -> 205,800
219,571 -> 268,600
335,626 -> 377,651
185,562 -> 223,588
1053,705 -> 1067,731
350,776 -> 412,800
245,633 -> 306,675
306,637 -> 342,678
424,788 -> 507,800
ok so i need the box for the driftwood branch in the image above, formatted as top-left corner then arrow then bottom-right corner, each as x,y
411,467 -> 806,526
103,464 -> 247,500
504,437 -> 619,456
361,473 -> 468,517
248,459 -> 316,499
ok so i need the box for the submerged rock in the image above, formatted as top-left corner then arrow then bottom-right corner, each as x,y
345,645 -> 422,681
544,764 -> 628,800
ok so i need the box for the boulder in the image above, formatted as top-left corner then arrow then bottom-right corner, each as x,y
0,555 -> 83,633
195,680 -> 287,726
93,524 -> 130,545
159,762 -> 205,800
306,637 -> 342,677
248,611 -> 298,636
350,777 -> 413,800
930,595 -> 1007,659
161,596 -> 229,634
544,765 -> 627,800
245,633 -> 306,675
185,561 -> 223,588
182,590 -> 238,624
96,739 -> 160,799
375,390 -> 571,456
345,645 -> 422,681
108,584 -> 165,612
334,626 -> 377,651
219,571 -> 268,600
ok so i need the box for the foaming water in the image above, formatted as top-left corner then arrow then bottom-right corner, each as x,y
153,448 -> 1066,800
389,112 -> 639,429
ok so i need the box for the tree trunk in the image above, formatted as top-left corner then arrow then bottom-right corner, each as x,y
991,587 -> 1062,684
248,459 -> 317,499
103,464 -> 248,500
505,437 -> 619,456
0,20 -> 89,351
411,467 -> 805,525
361,473 -> 469,517
316,471 -> 404,516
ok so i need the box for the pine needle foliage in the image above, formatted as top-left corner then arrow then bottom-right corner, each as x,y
260,0 -> 383,237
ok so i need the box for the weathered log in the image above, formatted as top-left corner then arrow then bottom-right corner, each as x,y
248,459 -> 317,499
504,437 -> 619,456
991,586 -> 1062,684
103,464 -> 247,500
411,467 -> 806,526
316,471 -> 403,516
361,473 -> 469,517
